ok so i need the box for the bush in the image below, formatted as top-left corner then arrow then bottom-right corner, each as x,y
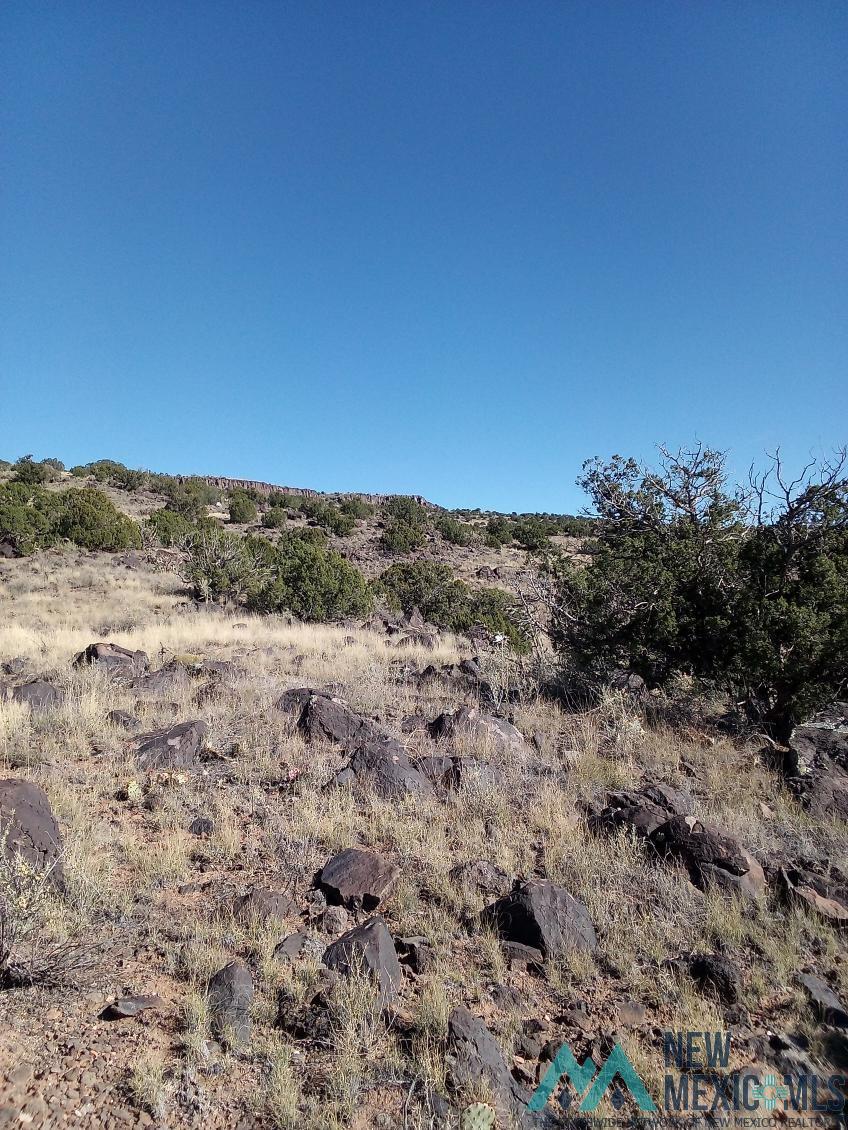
551,445 -> 848,737
379,496 -> 429,553
249,534 -> 372,621
338,497 -> 374,519
380,519 -> 425,553
184,527 -> 265,603
56,489 -> 142,551
435,513 -> 473,546
465,587 -> 528,650
0,483 -> 61,554
113,467 -> 147,491
263,506 -> 289,529
145,508 -> 198,547
0,826 -> 97,987
378,562 -> 468,625
512,516 -> 552,552
377,562 -> 527,650
383,496 -> 428,526
317,505 -> 356,537
1,484 -> 141,554
11,456 -> 51,485
160,478 -> 220,521
229,491 -> 258,524
268,491 -> 299,509
485,516 -> 513,548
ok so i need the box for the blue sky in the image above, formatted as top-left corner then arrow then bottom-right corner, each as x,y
2,2 -> 845,513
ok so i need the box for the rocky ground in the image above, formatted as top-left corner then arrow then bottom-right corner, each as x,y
0,550 -> 846,1128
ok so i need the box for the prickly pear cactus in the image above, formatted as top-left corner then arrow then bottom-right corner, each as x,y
461,1102 -> 496,1130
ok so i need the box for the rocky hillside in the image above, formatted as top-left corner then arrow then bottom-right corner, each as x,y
0,543 -> 846,1128
0,455 -> 847,1128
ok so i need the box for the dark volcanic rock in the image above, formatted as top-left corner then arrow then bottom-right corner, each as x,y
233,886 -> 294,925
780,866 -> 848,927
787,704 -> 848,821
334,736 -> 435,799
319,847 -> 399,911
135,720 -> 208,770
322,916 -> 402,1005
301,692 -> 378,744
276,687 -> 381,747
74,642 -> 149,680
590,783 -> 693,839
481,879 -> 598,959
609,669 -> 648,697
100,994 -> 165,1020
107,709 -> 141,731
446,1006 -> 530,1119
207,960 -> 253,1044
395,935 -> 432,974
414,753 -> 503,791
797,973 -> 848,1028
4,679 -> 64,712
428,706 -> 527,757
12,679 -> 63,711
649,815 -> 766,899
449,860 -> 512,898
130,661 -> 192,697
688,953 -> 741,1004
273,932 -> 323,964
0,779 -> 66,893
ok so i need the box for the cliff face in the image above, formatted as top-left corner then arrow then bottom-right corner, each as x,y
191,476 -> 436,508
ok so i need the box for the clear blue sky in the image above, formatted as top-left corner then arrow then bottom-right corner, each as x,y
2,2 -> 845,513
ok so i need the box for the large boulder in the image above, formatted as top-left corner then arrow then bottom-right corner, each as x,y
481,879 -> 598,959
0,780 -> 65,893
333,736 -> 436,800
446,1006 -> 531,1120
649,815 -> 766,899
322,916 -> 402,1006
319,848 -> 399,911
777,861 -> 848,926
135,720 -> 208,770
233,886 -> 294,925
787,704 -> 848,821
130,661 -> 192,697
276,688 -> 380,746
450,859 -> 512,899
207,960 -> 253,1045
4,680 -> 64,713
797,973 -> 848,1028
74,642 -> 149,681
589,783 -> 693,839
428,706 -> 527,758
414,752 -> 503,792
